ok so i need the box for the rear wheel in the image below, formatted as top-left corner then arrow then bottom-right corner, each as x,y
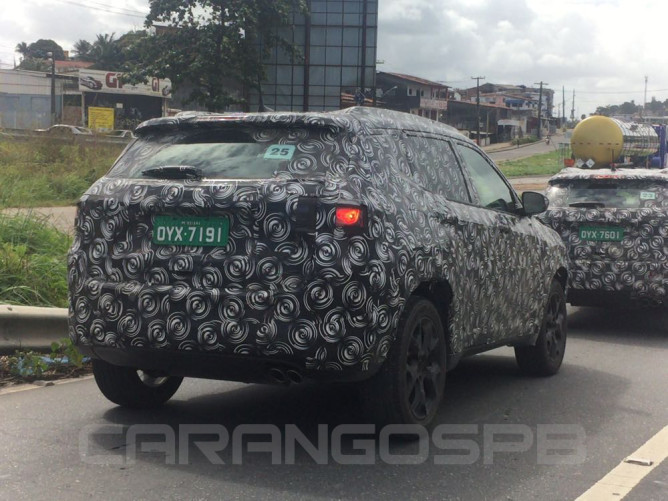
92,359 -> 183,408
361,296 -> 447,427
515,280 -> 567,376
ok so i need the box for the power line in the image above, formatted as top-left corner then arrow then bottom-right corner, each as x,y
52,0 -> 147,18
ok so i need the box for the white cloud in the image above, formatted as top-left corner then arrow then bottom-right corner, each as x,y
1,0 -> 665,115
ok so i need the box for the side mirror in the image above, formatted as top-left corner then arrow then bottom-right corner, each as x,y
522,191 -> 549,216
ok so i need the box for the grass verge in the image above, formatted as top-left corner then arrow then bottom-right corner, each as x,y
0,212 -> 70,308
0,137 -> 123,208
498,150 -> 565,177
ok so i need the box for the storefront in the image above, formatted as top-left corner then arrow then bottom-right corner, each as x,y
78,69 -> 171,131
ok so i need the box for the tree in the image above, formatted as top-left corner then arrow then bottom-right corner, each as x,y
89,33 -> 124,70
15,42 -> 29,58
126,0 -> 306,111
16,39 -> 65,70
25,39 -> 65,60
73,39 -> 94,61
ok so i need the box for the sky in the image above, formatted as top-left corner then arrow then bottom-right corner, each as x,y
1,0 -> 666,117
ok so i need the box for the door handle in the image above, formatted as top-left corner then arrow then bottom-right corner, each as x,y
436,214 -> 459,225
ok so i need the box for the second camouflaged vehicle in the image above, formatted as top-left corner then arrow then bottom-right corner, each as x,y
542,167 -> 668,307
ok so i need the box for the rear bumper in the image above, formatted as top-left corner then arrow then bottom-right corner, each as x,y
568,259 -> 667,306
69,280 -> 394,383
78,344 -> 376,384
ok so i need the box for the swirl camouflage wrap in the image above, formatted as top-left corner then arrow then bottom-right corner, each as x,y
542,167 -> 668,306
68,107 -> 567,383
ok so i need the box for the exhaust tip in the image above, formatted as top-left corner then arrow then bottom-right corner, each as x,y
269,367 -> 288,384
286,369 -> 303,384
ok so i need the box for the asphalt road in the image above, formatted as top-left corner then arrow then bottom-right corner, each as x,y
1,305 -> 666,501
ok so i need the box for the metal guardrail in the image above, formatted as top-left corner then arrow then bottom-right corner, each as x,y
0,304 -> 69,354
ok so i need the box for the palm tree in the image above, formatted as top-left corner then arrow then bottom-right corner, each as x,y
90,33 -> 123,70
73,39 -> 93,61
15,41 -> 29,59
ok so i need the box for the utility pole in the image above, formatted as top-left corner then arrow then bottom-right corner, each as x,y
471,75 -> 485,144
534,81 -> 548,139
562,86 -> 566,127
643,75 -> 648,117
571,90 -> 575,121
47,51 -> 56,125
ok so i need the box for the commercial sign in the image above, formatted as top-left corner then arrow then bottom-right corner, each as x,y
78,69 -> 171,98
88,106 -> 115,131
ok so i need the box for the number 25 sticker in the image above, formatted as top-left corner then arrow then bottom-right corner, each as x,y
264,144 -> 296,160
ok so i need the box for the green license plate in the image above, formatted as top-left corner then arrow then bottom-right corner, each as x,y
578,226 -> 624,242
153,216 -> 229,246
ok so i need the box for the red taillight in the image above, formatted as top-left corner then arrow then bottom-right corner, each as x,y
335,207 -> 363,227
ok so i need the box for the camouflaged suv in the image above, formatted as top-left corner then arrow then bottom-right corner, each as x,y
543,167 -> 668,308
68,107 -> 568,426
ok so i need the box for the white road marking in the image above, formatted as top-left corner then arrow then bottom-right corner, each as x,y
575,425 -> 668,500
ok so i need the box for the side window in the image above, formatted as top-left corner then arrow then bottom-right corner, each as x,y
456,143 -> 516,212
403,134 -> 470,203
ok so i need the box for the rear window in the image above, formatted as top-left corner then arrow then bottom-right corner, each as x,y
107,126 -> 351,179
546,179 -> 668,209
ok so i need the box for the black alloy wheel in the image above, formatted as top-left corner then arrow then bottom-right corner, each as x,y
361,296 -> 447,427
515,280 -> 567,376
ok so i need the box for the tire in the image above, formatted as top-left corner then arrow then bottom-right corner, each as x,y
361,296 -> 447,427
92,359 -> 183,408
515,280 -> 567,376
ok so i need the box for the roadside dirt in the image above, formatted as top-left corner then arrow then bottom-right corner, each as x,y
0,355 -> 92,389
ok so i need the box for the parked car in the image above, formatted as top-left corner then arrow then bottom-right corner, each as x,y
79,76 -> 103,90
105,129 -> 137,139
542,167 -> 668,308
68,107 -> 568,427
35,124 -> 93,136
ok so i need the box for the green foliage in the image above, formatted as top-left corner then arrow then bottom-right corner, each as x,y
511,135 -> 538,146
498,150 -> 564,177
16,39 -> 65,69
0,213 -> 71,308
124,0 -> 307,111
595,100 -> 641,116
7,351 -> 48,377
50,338 -> 84,368
0,212 -> 71,307
0,137 -> 123,208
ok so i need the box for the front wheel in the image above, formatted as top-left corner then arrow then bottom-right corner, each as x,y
515,280 -> 567,376
92,359 -> 183,408
361,296 -> 447,427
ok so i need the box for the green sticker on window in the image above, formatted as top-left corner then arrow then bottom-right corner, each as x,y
264,144 -> 295,160
640,191 -> 656,200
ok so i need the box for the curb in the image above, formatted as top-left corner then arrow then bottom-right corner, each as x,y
483,139 -> 544,154
0,304 -> 69,353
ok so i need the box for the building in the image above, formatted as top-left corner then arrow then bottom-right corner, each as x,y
375,72 -> 448,121
0,68 -> 71,129
248,0 -> 378,111
0,66 -> 172,131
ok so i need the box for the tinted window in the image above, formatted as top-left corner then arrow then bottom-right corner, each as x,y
456,143 -> 516,211
403,135 -> 470,203
546,179 -> 668,209
108,127 -> 351,179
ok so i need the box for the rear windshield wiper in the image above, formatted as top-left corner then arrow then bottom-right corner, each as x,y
568,201 -> 605,208
141,165 -> 203,180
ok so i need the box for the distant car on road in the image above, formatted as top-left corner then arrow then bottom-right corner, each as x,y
79,76 -> 103,90
35,125 -> 93,136
105,129 -> 137,139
